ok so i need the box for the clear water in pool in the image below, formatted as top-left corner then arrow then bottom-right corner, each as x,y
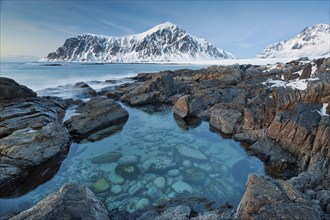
0,104 -> 265,216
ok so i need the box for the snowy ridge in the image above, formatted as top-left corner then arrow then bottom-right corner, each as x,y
257,23 -> 330,58
43,22 -> 235,63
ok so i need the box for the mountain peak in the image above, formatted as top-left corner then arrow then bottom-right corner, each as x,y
257,23 -> 330,58
45,22 -> 235,62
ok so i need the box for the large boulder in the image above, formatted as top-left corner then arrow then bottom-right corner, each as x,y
0,96 -> 71,196
64,96 -> 129,141
10,184 -> 110,220
0,77 -> 36,101
236,174 -> 321,220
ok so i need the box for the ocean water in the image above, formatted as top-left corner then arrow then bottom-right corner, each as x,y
0,62 -> 265,217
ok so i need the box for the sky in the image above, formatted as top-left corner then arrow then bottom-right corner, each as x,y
1,0 -> 329,60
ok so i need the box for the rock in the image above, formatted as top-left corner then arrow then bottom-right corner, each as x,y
316,190 -> 330,212
173,95 -> 203,118
91,151 -> 122,164
92,178 -> 111,193
176,144 -> 207,161
183,167 -> 207,184
73,81 -> 97,97
182,160 -> 193,169
117,154 -> 140,165
153,177 -> 166,190
0,96 -> 71,196
167,169 -> 181,177
128,182 -> 143,196
135,198 -> 150,210
115,164 -> 140,180
142,155 -> 177,173
64,96 -> 129,141
111,185 -> 122,195
236,174 -> 321,220
111,175 -> 125,185
10,184 -> 109,220
210,109 -> 242,135
232,132 -> 259,145
0,77 -> 37,101
155,205 -> 191,220
171,181 -> 193,193
300,63 -> 312,79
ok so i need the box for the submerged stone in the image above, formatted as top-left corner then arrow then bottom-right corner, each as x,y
171,181 -> 193,193
153,177 -> 166,190
92,178 -> 111,193
141,155 -> 177,173
183,167 -> 207,184
135,198 -> 150,210
115,164 -> 140,180
91,151 -> 122,164
111,185 -> 122,195
176,144 -> 207,161
117,154 -> 140,165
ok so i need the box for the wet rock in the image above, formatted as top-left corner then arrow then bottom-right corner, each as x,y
92,178 -> 111,193
117,154 -> 140,165
111,185 -> 122,195
73,81 -> 97,97
176,144 -> 207,161
0,77 -> 37,101
10,184 -> 109,220
210,109 -> 242,135
0,96 -> 70,196
115,164 -> 140,180
135,198 -> 150,210
91,151 -> 122,164
142,155 -> 177,173
171,181 -> 193,193
236,174 -> 321,220
64,96 -> 129,141
153,177 -> 166,190
183,167 -> 207,184
316,190 -> 330,212
167,169 -> 181,177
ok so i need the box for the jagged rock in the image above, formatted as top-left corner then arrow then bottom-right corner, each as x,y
0,96 -> 71,196
210,109 -> 242,135
73,82 -> 98,97
64,96 -> 129,141
0,77 -> 37,101
236,174 -> 321,220
173,95 -> 203,118
10,184 -> 109,220
300,63 -> 312,79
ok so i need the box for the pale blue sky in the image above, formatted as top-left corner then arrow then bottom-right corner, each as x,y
1,0 -> 329,59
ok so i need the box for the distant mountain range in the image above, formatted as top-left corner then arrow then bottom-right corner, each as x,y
257,23 -> 330,58
43,22 -> 235,63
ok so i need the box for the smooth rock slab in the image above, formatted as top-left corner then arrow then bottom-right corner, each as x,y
0,77 -> 37,101
176,144 -> 207,161
10,184 -> 109,220
155,205 -> 191,220
64,96 -> 129,141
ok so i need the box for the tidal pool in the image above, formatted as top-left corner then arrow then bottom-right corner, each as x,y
0,104 -> 264,216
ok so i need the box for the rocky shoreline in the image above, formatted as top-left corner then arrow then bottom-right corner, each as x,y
0,57 -> 329,219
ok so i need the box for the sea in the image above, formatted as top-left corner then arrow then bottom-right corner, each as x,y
0,62 -> 265,217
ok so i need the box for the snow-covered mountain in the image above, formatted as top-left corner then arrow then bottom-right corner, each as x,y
256,23 -> 330,58
44,22 -> 235,63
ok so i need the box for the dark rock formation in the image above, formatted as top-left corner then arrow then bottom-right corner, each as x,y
10,184 -> 110,220
0,96 -> 71,197
210,109 -> 242,135
64,96 -> 129,141
236,174 -> 322,220
0,77 -> 36,101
